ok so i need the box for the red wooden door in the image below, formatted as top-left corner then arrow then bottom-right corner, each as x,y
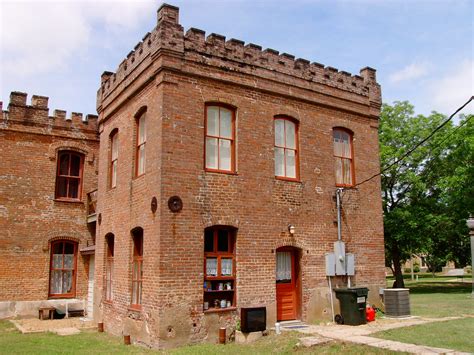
276,249 -> 296,321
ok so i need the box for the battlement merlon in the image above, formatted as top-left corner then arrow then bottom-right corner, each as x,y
2,91 -> 98,132
97,4 -> 382,113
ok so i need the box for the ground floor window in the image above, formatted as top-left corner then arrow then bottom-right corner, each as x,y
203,226 -> 236,311
49,240 -> 77,298
131,228 -> 143,308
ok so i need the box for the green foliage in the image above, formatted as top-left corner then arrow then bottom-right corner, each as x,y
380,102 -> 473,287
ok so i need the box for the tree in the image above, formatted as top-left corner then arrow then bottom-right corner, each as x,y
379,101 -> 455,288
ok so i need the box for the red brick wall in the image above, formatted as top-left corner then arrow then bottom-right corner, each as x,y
0,92 -> 99,302
95,4 -> 385,348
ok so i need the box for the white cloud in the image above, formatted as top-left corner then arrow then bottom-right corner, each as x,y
429,59 -> 474,115
0,0 -> 154,76
389,62 -> 430,84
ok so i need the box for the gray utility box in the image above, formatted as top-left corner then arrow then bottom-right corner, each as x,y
384,288 -> 410,317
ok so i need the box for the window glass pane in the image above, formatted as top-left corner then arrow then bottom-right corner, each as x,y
285,150 -> 296,178
219,139 -> 231,171
111,161 -> 117,187
70,155 -> 81,176
50,270 -> 62,293
217,230 -> 229,252
53,242 -> 63,255
56,177 -> 67,198
111,135 -> 118,160
275,147 -> 285,176
205,137 -> 218,169
64,254 -> 74,269
220,108 -> 232,138
138,145 -> 145,175
204,230 -> 214,252
276,251 -> 292,282
342,136 -> 351,158
138,115 -> 146,144
206,257 -> 217,276
285,121 -> 296,149
334,138 -> 343,157
132,282 -> 137,304
275,119 -> 284,146
335,157 -> 343,184
68,179 -> 79,198
64,242 -> 74,254
133,234 -> 143,256
137,282 -> 142,305
343,158 -> 352,184
59,154 -> 70,176
62,271 -> 73,293
53,254 -> 63,269
207,106 -> 219,136
221,258 -> 233,276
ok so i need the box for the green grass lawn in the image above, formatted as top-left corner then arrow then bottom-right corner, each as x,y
0,320 -> 399,354
385,275 -> 473,318
373,318 -> 474,353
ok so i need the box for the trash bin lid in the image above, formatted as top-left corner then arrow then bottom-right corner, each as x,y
334,287 -> 368,296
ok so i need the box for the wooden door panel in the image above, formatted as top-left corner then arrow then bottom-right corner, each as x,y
276,250 -> 296,321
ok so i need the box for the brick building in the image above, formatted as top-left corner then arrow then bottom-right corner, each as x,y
1,3 -> 384,348
0,92 -> 99,317
93,4 -> 384,348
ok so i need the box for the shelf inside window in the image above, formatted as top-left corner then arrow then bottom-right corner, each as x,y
203,307 -> 237,314
204,289 -> 234,293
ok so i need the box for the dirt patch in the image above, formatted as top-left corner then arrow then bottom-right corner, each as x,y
11,317 -> 96,334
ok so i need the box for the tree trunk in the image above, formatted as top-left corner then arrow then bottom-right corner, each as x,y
391,245 -> 405,288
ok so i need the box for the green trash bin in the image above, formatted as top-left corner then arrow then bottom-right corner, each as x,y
334,287 -> 368,325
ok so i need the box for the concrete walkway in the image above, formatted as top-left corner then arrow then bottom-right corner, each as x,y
287,317 -> 471,354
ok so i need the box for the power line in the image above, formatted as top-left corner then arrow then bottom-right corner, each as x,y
354,96 -> 474,188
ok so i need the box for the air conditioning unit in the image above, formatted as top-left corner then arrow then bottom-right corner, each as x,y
384,288 -> 410,317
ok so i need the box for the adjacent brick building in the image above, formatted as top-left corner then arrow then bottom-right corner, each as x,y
0,93 -> 99,317
93,4 -> 385,348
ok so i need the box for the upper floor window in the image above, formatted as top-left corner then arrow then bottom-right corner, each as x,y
274,118 -> 298,179
110,130 -> 118,188
333,128 -> 354,186
105,233 -> 114,302
136,112 -> 146,176
55,151 -> 84,201
205,105 -> 235,173
131,227 -> 143,308
49,240 -> 77,298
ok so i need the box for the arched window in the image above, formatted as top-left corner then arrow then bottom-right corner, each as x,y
105,233 -> 115,302
49,240 -> 77,298
203,226 -> 236,311
135,111 -> 146,176
55,151 -> 84,200
110,130 -> 119,188
205,104 -> 235,173
130,227 -> 143,308
274,117 -> 299,179
333,128 -> 354,186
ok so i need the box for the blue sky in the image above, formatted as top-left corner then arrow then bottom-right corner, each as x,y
1,0 -> 473,118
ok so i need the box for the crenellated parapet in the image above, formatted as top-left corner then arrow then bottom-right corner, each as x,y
97,3 -> 381,114
2,91 -> 98,133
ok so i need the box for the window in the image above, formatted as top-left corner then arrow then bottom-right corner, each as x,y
274,118 -> 298,179
110,130 -> 118,188
55,151 -> 84,200
105,234 -> 114,302
49,240 -> 77,298
136,112 -> 146,176
205,105 -> 235,172
131,228 -> 143,308
333,128 -> 354,186
203,227 -> 236,311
